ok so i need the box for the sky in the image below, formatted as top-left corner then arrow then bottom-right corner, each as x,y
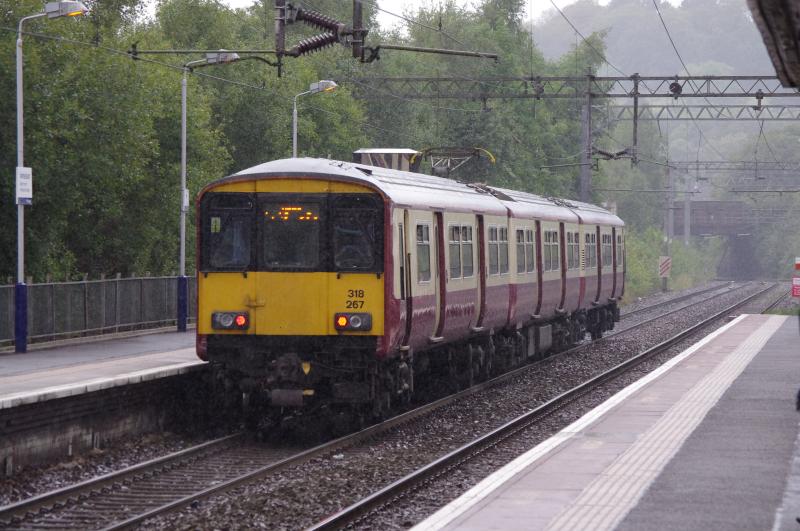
215,1 -> 684,29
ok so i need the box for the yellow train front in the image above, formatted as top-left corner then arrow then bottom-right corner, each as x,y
195,159 -> 392,414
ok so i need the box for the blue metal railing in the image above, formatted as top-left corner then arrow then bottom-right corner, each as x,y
0,276 -> 197,349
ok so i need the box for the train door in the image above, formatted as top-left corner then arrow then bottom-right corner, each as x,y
595,225 -> 602,303
475,215 -> 487,329
558,222 -> 567,311
432,212 -> 446,341
611,226 -> 617,299
400,211 -> 413,347
534,220 -> 543,317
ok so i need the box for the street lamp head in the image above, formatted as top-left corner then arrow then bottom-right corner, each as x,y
45,1 -> 89,18
309,79 -> 337,94
206,50 -> 240,65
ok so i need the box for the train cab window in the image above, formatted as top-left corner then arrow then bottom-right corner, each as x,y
262,201 -> 323,269
449,226 -> 462,279
602,234 -> 613,267
585,232 -> 597,269
617,234 -> 625,267
543,230 -> 560,272
332,195 -> 382,271
201,193 -> 254,271
417,224 -> 431,282
461,226 -> 474,277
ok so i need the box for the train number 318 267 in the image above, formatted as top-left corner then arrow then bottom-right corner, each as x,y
346,289 -> 365,309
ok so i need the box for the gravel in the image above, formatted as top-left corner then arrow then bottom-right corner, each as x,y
141,282 -> 771,530
0,432 -> 206,506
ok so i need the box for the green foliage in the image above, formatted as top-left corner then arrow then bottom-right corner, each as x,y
0,0 -> 761,293
623,227 -> 722,300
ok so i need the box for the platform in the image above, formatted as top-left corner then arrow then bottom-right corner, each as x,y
415,314 -> 800,531
0,330 -> 201,410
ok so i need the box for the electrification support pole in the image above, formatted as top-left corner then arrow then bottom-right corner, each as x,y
352,0 -> 363,59
274,0 -> 285,75
631,73 -> 639,166
663,163 -> 673,292
684,175 -> 691,245
579,74 -> 593,202
292,94 -> 299,157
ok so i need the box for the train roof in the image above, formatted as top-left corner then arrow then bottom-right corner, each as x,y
229,158 -> 623,226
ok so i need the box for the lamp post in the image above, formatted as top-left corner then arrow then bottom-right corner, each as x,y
15,1 -> 88,353
292,80 -> 337,157
177,51 -> 240,332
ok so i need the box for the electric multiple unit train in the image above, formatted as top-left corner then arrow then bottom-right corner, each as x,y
195,157 -> 624,418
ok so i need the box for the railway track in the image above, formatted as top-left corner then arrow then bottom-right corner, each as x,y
619,281 -> 731,320
308,283 -> 779,530
0,281 -> 766,530
761,285 -> 792,313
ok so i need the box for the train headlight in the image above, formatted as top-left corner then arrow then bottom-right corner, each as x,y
212,311 -> 250,330
218,313 -> 235,328
334,312 -> 372,332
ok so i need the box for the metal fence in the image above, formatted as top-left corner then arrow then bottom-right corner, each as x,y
0,276 -> 196,346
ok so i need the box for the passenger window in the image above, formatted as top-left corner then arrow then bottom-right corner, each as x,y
602,234 -> 613,267
525,229 -> 535,272
499,227 -> 509,274
544,230 -> 560,272
516,229 -> 525,274
449,226 -> 462,279
585,232 -> 597,269
461,225 -> 474,277
417,224 -> 431,282
489,227 -> 499,275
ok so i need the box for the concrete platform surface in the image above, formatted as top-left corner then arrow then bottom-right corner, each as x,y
0,331 -> 201,409
414,314 -> 800,531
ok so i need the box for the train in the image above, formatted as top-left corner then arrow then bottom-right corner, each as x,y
195,155 -> 624,422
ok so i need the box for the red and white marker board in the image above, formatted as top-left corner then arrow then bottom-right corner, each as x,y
659,256 -> 672,278
793,277 -> 800,298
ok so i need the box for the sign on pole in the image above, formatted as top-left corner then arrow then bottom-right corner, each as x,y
795,257 -> 800,271
659,256 -> 672,278
15,167 -> 32,205
793,277 -> 800,298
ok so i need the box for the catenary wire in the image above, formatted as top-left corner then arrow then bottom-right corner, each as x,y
548,0 -> 627,76
4,26 -> 427,148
